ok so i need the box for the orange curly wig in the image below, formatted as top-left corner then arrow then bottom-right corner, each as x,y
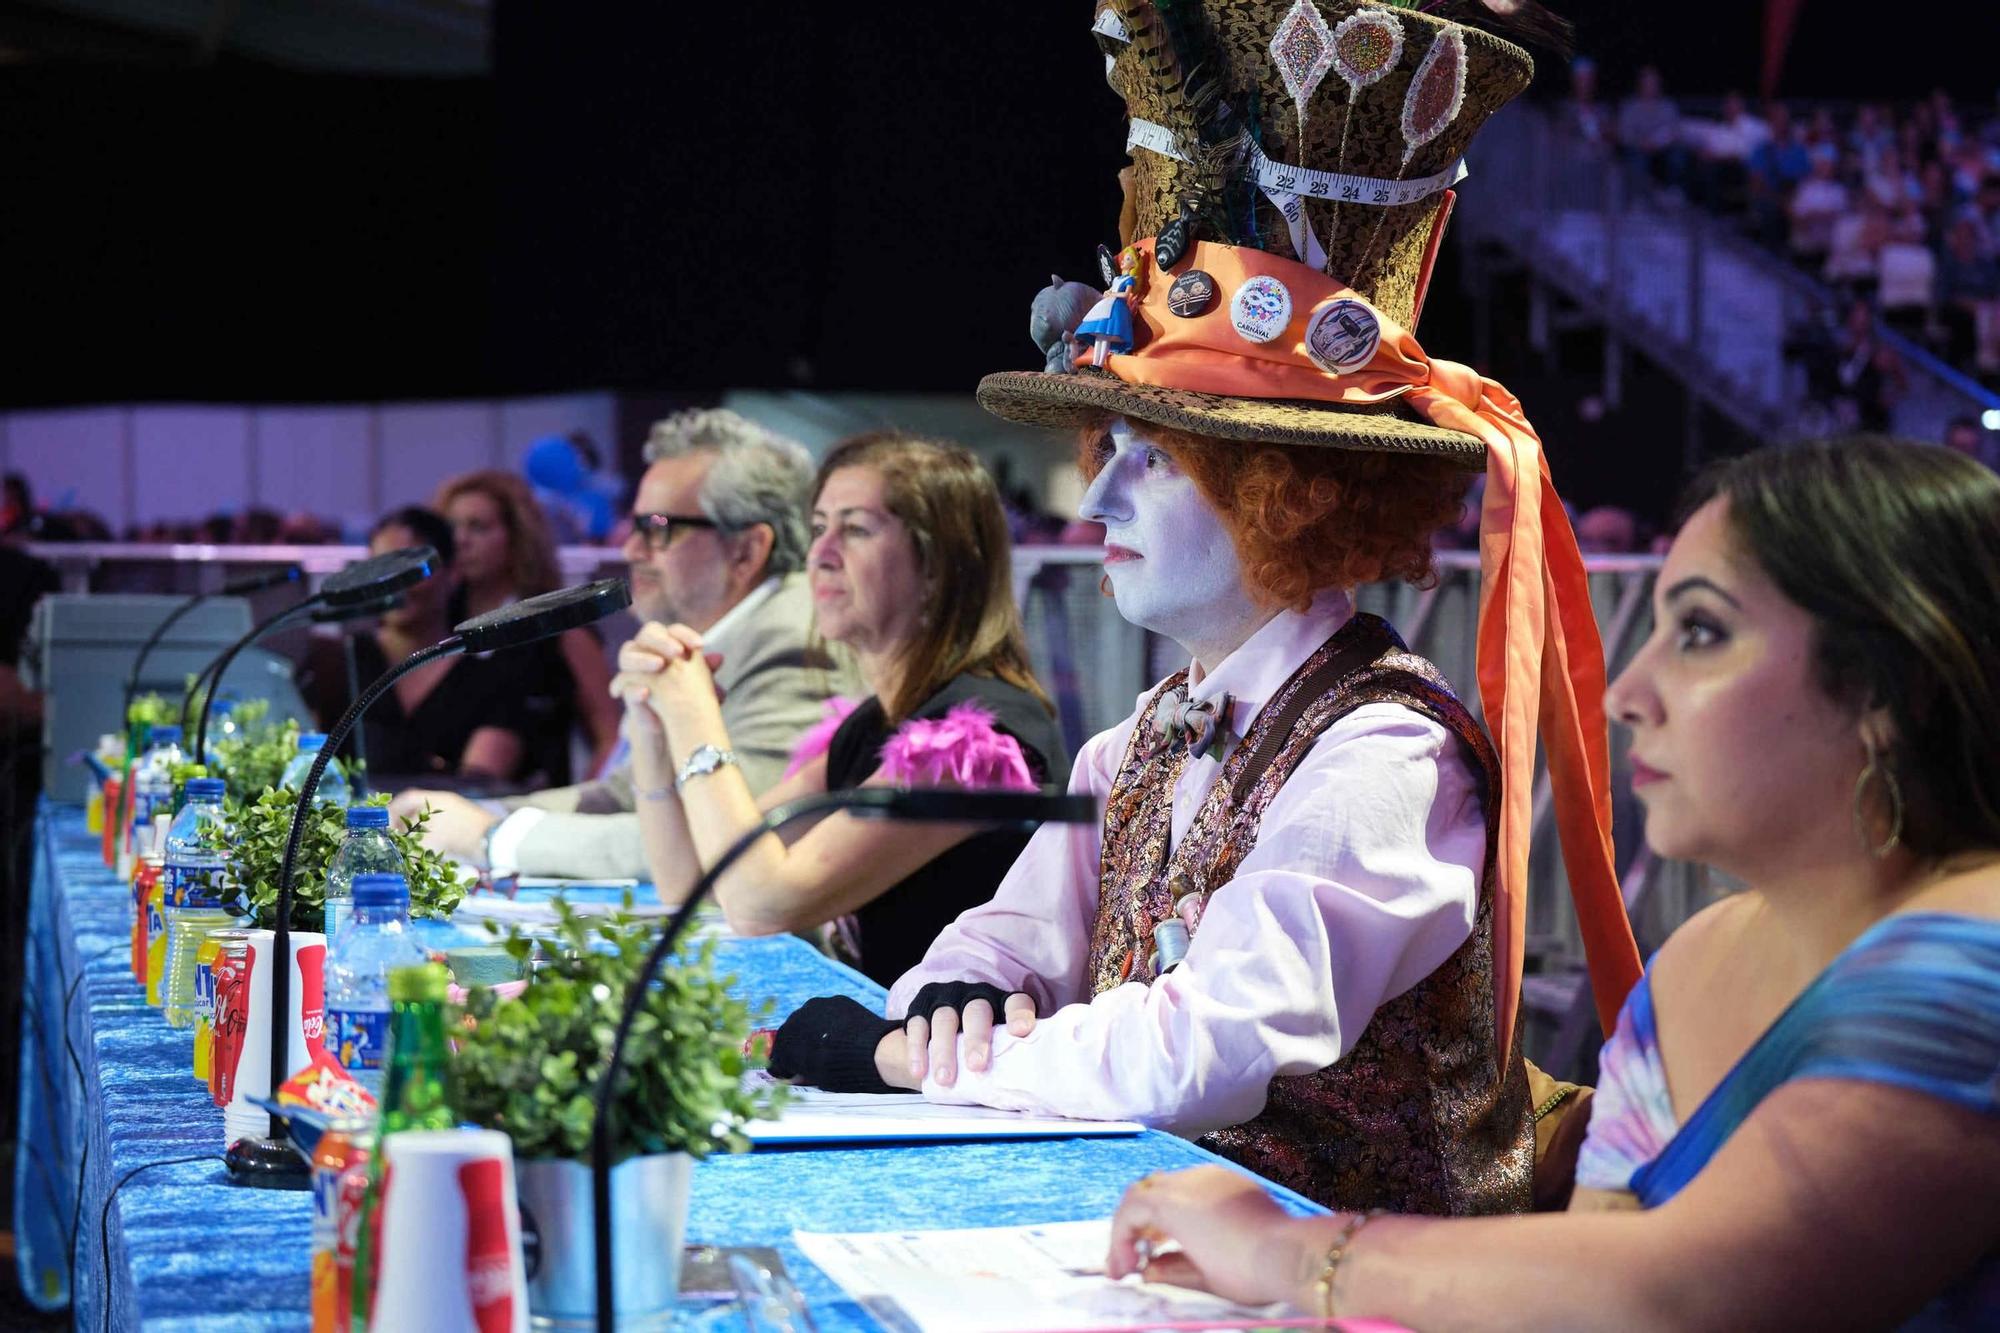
1077,416 -> 1471,611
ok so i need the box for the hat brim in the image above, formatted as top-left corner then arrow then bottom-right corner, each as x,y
977,369 -> 1486,467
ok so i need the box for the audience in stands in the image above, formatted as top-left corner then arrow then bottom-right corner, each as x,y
434,468 -> 620,786
1104,437 -> 2000,1331
1586,68 -> 2000,387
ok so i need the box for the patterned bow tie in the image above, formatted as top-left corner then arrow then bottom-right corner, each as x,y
1148,686 -> 1236,761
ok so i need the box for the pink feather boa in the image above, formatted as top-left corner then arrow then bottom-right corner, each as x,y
784,696 -> 863,779
783,695 -> 1036,791
878,700 -> 1036,791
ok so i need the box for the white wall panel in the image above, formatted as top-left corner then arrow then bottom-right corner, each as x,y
131,405 -> 253,525
376,401 -> 499,512
252,405 -> 376,536
5,407 -> 131,530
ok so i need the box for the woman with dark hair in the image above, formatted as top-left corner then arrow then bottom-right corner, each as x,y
434,469 -> 619,785
612,433 -> 1068,986
1104,438 -> 2000,1330
303,506 -> 531,781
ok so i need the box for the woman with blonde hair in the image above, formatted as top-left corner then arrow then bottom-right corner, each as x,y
434,469 -> 619,784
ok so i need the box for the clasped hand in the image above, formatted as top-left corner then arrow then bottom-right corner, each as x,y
606,622 -> 727,740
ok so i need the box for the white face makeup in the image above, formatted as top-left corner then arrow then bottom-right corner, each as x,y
1078,419 -> 1260,668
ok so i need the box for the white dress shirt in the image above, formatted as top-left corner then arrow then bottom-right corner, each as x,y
886,589 -> 1487,1135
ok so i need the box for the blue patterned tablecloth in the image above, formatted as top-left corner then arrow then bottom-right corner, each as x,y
16,803 -> 1320,1330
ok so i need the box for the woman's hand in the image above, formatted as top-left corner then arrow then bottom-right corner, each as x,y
1105,1166 -> 1318,1308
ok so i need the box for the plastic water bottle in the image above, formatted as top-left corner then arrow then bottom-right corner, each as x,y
325,874 -> 430,1094
129,725 -> 186,860
281,732 -> 351,807
200,696 -> 239,756
162,777 -> 239,1029
325,806 -> 405,945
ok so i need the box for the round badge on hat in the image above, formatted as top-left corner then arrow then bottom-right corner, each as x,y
1303,298 -> 1382,374
1166,270 -> 1218,318
1229,275 -> 1293,344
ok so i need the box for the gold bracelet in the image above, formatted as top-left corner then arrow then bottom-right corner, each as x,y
1314,1208 -> 1383,1321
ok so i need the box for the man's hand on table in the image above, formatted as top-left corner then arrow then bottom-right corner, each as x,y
388,788 -> 499,861
766,986 -> 1041,1094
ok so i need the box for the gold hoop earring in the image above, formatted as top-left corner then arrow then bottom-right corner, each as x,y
1099,573 -> 1115,598
1852,740 -> 1905,859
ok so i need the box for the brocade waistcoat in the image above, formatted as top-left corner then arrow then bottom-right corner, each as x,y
1084,613 -> 1532,1214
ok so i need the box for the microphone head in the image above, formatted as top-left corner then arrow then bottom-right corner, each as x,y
310,590 -> 405,623
221,564 -> 304,596
848,788 -> 1099,828
322,546 -> 437,608
453,579 -> 630,655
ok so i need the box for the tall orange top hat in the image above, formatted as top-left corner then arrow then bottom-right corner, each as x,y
980,0 -> 1642,1056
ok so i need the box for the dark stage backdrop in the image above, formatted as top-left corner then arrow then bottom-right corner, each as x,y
4,3 -> 1992,408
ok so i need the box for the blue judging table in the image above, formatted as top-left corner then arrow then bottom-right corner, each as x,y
16,803 -> 1320,1330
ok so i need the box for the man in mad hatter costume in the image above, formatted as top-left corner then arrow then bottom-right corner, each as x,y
768,0 -> 1642,1215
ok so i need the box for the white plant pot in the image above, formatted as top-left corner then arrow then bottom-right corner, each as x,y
514,1152 -> 692,1331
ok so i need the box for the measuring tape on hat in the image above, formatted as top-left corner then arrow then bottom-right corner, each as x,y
1127,117 -> 1467,271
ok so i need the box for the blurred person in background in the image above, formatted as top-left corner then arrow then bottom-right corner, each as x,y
434,468 -> 619,785
1944,415 -> 1988,465
397,409 -> 859,880
302,506 -> 532,782
1615,66 -> 1682,188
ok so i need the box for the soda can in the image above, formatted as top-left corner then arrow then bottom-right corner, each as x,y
143,873 -> 168,1006
312,1121 -> 370,1333
101,774 -> 123,868
369,1129 -> 527,1333
334,1148 -> 373,1333
210,937 -> 252,1108
131,855 -> 163,983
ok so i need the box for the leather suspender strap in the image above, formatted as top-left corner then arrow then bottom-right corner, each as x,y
1226,618 -> 1397,807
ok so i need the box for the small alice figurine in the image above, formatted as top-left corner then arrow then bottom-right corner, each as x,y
1074,245 -> 1143,367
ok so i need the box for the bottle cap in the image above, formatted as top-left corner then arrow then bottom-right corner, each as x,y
388,962 -> 450,1004
149,725 -> 183,744
345,805 -> 391,829
297,732 -> 328,751
185,777 -> 225,801
352,873 -> 410,908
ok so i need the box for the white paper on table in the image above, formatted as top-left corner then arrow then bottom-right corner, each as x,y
793,1219 -> 1290,1332
450,895 -> 677,925
744,1073 -> 1143,1144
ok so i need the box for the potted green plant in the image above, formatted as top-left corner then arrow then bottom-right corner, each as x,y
228,789 -> 466,931
452,903 -> 780,1330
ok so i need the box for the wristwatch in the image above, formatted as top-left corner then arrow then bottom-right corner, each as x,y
675,743 -> 739,792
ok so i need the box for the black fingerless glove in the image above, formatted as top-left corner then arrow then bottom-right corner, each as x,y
767,995 -> 903,1093
902,981 -> 1018,1026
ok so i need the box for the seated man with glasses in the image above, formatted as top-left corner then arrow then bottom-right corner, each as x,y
393,408 -> 860,881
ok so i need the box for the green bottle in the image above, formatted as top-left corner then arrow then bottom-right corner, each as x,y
349,962 -> 457,1332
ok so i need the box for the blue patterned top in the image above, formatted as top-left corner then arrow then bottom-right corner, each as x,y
1577,912 -> 2000,1328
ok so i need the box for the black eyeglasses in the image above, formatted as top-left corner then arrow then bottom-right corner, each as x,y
631,512 -> 721,551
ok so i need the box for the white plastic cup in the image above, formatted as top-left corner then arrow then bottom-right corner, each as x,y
221,929 -> 327,1150
371,1129 -> 529,1333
